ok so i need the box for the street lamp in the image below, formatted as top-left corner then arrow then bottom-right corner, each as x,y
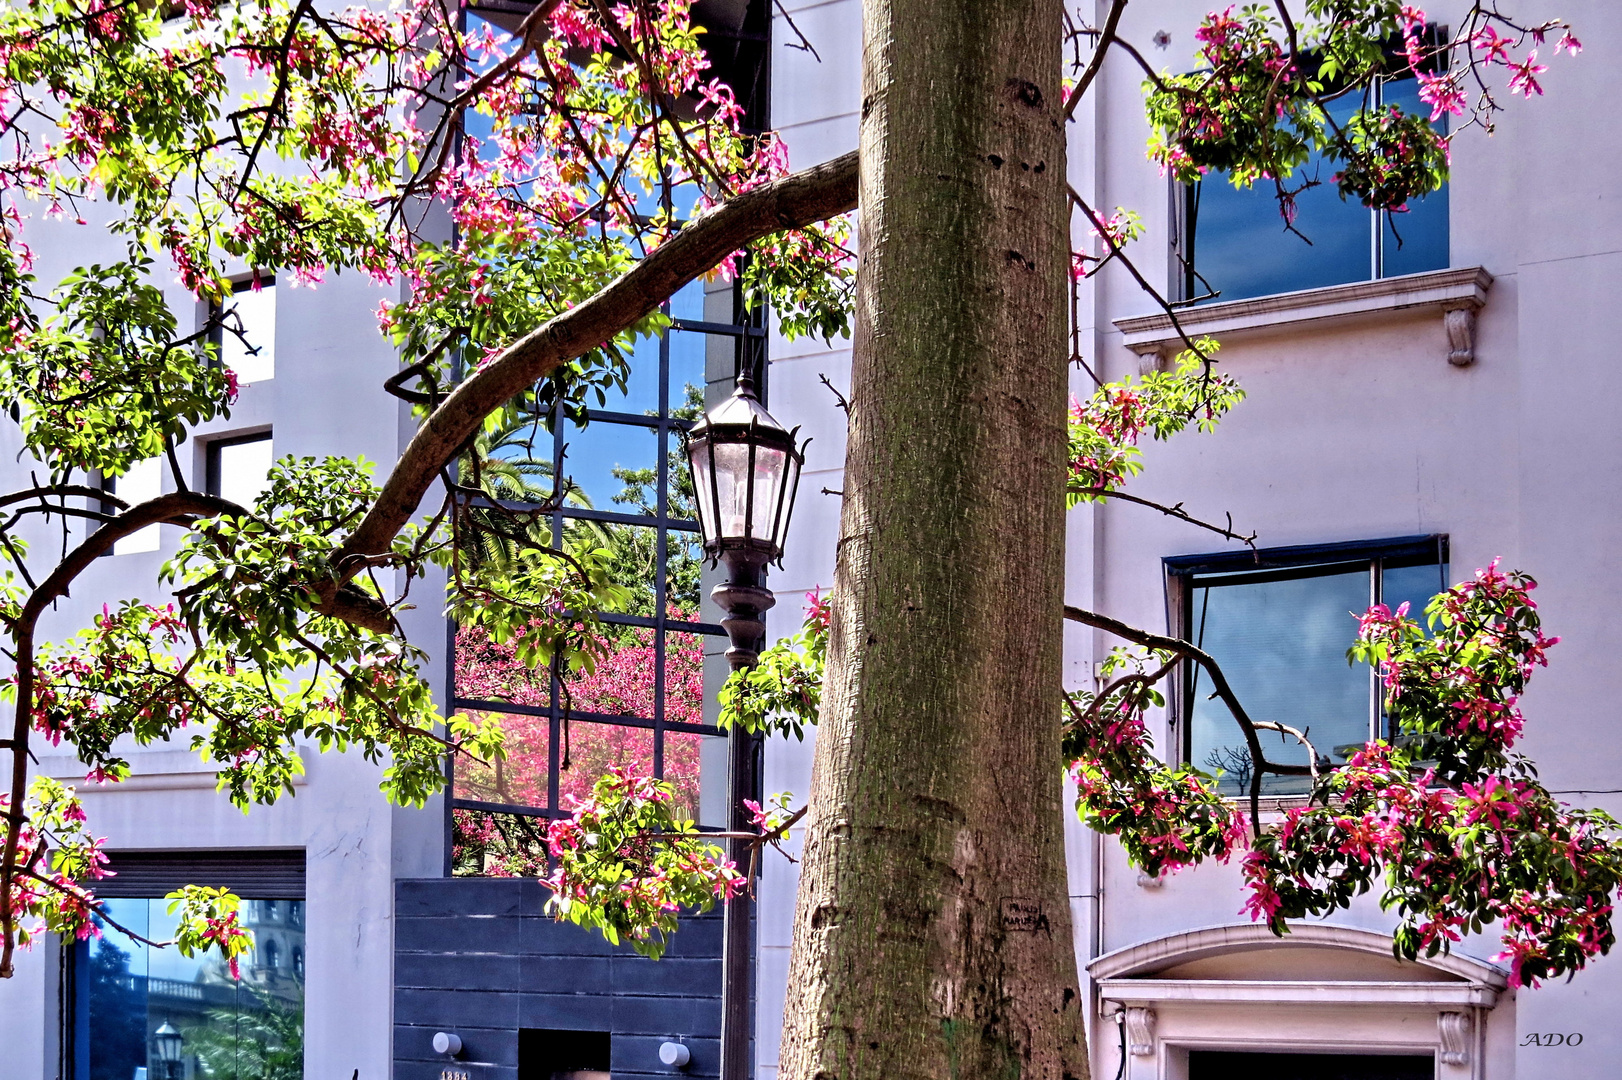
683,367 -> 807,1080
684,365 -> 806,670
152,1020 -> 184,1080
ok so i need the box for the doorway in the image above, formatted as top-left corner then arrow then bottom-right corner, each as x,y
1188,1051 -> 1434,1080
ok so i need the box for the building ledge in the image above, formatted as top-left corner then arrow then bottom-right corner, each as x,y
37,747 -> 310,792
1112,265 -> 1494,367
1097,977 -> 1500,1009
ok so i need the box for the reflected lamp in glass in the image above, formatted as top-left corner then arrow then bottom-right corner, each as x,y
152,1020 -> 183,1073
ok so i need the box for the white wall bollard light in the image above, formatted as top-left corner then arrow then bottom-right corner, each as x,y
432,1032 -> 464,1057
659,1042 -> 692,1068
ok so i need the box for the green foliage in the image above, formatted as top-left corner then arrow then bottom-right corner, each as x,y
1066,344 -> 1243,506
544,771 -> 739,960
717,595 -> 829,741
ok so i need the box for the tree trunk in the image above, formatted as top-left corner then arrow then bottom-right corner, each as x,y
777,1 -> 1082,1078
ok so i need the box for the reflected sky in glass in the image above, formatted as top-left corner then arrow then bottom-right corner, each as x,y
1189,566 -> 1372,795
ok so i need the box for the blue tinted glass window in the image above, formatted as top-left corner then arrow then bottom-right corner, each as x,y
1189,565 -> 1372,796
1378,77 -> 1450,278
1185,553 -> 1448,796
1183,80 -> 1448,302
73,897 -> 304,1080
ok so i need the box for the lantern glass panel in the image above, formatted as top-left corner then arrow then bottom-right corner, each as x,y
688,440 -> 720,545
710,441 -> 754,540
748,444 -> 788,546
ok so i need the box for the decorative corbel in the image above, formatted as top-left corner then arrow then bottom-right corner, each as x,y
1438,1011 -> 1470,1066
1443,305 -> 1478,367
1126,1006 -> 1157,1057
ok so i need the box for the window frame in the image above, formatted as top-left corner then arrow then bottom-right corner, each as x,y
209,273 -> 277,384
204,429 -> 273,503
1164,534 -> 1449,789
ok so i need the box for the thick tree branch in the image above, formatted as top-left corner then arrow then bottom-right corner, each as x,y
326,151 -> 858,589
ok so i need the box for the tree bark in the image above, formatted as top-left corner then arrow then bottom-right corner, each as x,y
778,1 -> 1083,1079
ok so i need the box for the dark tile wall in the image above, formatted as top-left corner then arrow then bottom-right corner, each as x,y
395,878 -> 727,1080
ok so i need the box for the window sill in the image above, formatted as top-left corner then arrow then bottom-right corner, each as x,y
1113,265 -> 1493,368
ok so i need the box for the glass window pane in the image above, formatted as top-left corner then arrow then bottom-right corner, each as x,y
560,420 -> 658,514
1381,561 -> 1448,628
662,631 -> 706,724
454,708 -> 550,810
668,330 -> 715,419
670,278 -> 706,322
1379,77 -> 1450,278
564,520 -> 658,616
87,899 -> 151,1080
475,413 -> 557,506
664,531 -> 704,620
1189,566 -> 1372,795
590,331 -> 660,417
82,895 -> 304,1080
220,282 -> 275,384
565,625 -> 657,719
454,624 -> 551,708
212,436 -> 274,509
112,456 -> 163,555
1189,96 -> 1370,303
557,718 -> 655,809
663,730 -> 729,826
452,808 -> 549,877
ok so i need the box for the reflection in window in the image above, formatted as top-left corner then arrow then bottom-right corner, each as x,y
216,278 -> 276,385
1175,542 -> 1446,796
207,433 -> 274,510
108,457 -> 164,555
449,286 -> 748,874
69,895 -> 304,1080
1179,76 -> 1448,304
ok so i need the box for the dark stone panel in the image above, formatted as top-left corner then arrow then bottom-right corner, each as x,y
397,877 -> 537,918
396,988 -> 521,1029
395,1024 -> 520,1067
397,915 -> 525,955
518,915 -> 626,957
394,1060 -> 517,1080
397,952 -> 526,991
519,954 -> 613,994
609,956 -> 722,998
517,991 -> 617,1030
659,916 -> 725,958
611,993 -> 723,1037
612,1034 -> 722,1078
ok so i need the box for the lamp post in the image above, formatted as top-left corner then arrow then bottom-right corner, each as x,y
152,1020 -> 184,1080
683,366 -> 805,1080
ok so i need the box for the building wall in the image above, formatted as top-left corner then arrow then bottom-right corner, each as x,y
758,3 -> 1622,1080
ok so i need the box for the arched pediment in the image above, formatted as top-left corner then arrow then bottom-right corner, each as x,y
1088,922 -> 1508,992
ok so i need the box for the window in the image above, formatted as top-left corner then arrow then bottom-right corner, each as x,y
1167,536 -> 1447,797
66,896 -> 305,1080
1175,75 -> 1449,304
106,456 -> 164,555
213,277 -> 276,385
206,432 -> 274,510
448,278 -> 753,875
